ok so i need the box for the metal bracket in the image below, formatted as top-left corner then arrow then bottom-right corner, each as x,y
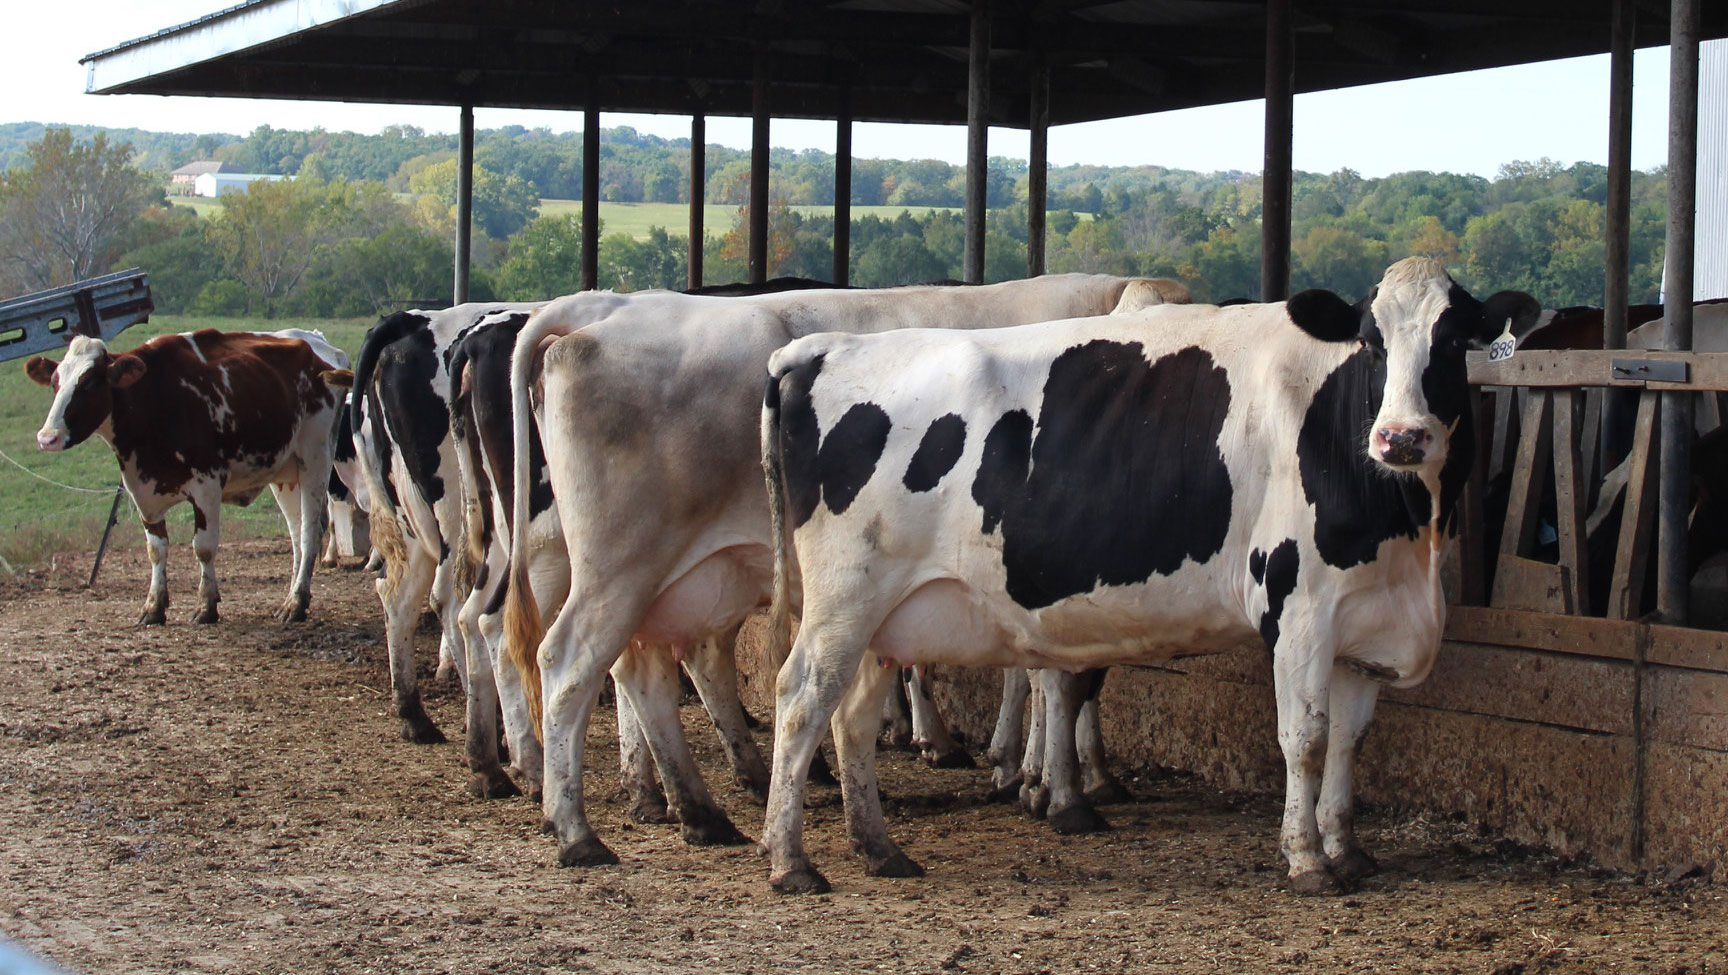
1612,358 -> 1689,384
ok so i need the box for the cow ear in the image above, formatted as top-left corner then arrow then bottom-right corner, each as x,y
108,354 -> 147,388
1477,291 -> 1542,347
24,356 -> 56,387
1286,289 -> 1364,343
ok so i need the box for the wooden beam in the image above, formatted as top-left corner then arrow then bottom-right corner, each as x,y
582,102 -> 600,291
1260,0 -> 1294,302
1609,391 -> 1661,620
750,50 -> 769,285
688,113 -> 704,290
454,102 -> 473,304
1658,0 -> 1701,624
1027,59 -> 1049,278
1468,350 -> 1728,391
833,89 -> 852,287
963,0 -> 991,284
1551,390 -> 1592,614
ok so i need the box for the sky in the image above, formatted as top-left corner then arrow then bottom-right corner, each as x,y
1,0 -> 1685,180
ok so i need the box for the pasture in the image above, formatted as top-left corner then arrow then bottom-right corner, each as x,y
0,315 -> 371,571
0,537 -> 1722,974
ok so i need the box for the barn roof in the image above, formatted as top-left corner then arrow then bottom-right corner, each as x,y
81,0 -> 1728,128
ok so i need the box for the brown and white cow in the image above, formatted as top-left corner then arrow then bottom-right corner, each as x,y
26,329 -> 344,624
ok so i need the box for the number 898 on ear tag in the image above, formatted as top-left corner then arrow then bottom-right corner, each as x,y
1487,320 -> 1516,363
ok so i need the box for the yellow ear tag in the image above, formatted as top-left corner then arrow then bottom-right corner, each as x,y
1486,317 -> 1516,363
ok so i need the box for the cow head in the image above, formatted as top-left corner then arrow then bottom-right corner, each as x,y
25,336 -> 146,452
1288,257 -> 1539,474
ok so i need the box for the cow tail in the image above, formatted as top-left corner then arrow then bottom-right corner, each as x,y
350,314 -> 422,602
761,365 -> 795,680
504,310 -> 572,736
446,341 -> 486,597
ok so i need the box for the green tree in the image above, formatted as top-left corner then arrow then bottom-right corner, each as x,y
600,227 -> 687,292
0,128 -> 158,292
409,159 -> 540,239
209,176 -> 336,314
114,205 -> 230,313
495,213 -> 588,299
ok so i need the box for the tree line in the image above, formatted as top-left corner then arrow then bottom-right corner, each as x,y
0,124 -> 1669,315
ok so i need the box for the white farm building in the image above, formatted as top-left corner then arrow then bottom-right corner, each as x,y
192,171 -> 283,198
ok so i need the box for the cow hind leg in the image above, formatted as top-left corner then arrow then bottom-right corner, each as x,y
906,666 -> 973,769
614,679 -> 671,824
683,626 -> 771,802
380,544 -> 444,744
1318,666 -> 1382,885
1272,618 -> 1340,895
189,492 -> 222,625
1077,668 -> 1129,804
1037,669 -> 1109,835
1018,672 -> 1049,817
987,668 -> 1030,801
458,573 -> 517,799
837,657 -> 922,878
615,644 -> 749,847
139,520 -> 170,626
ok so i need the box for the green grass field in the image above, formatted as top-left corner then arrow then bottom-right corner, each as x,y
0,314 -> 372,571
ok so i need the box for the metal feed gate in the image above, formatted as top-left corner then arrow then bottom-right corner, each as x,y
0,269 -> 153,364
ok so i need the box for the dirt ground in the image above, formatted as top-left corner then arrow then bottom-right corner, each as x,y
2,538 -> 1725,975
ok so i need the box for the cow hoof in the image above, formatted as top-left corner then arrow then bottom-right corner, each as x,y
1288,866 -> 1348,896
191,606 -> 220,625
737,775 -> 771,805
808,752 -> 839,788
1083,778 -> 1133,805
987,772 -> 1023,803
138,608 -> 167,626
1020,785 -> 1051,820
681,814 -> 751,848
866,851 -> 925,878
1048,803 -> 1111,835
400,717 -> 446,745
275,601 -> 308,623
771,867 -> 831,895
510,767 -> 544,802
558,837 -> 620,868
924,748 -> 976,770
1330,847 -> 1379,883
629,797 -> 674,825
468,770 -> 521,800
883,730 -> 915,751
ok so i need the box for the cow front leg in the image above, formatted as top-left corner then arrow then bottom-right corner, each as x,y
764,626 -> 872,894
987,668 -> 1030,800
189,494 -> 222,624
882,671 -> 914,749
138,519 -> 169,625
616,643 -> 749,847
906,666 -> 973,769
1018,671 -> 1048,817
1077,668 -> 1129,804
683,626 -> 771,802
1272,631 -> 1338,895
615,682 -> 670,824
270,479 -> 318,622
1318,665 -> 1382,884
1036,668 -> 1108,835
837,657 -> 921,878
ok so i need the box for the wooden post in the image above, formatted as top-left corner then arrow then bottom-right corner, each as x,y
750,50 -> 770,285
454,103 -> 473,304
963,0 -> 991,284
582,103 -> 600,292
834,89 -> 852,287
1602,0 -> 1636,472
1260,0 -> 1294,302
1027,60 -> 1050,278
689,113 -> 705,290
1658,0 -> 1699,624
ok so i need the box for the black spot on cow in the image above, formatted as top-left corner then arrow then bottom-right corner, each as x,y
817,402 -> 892,516
972,409 -> 1032,535
778,354 -> 825,528
975,341 -> 1235,610
1250,539 -> 1299,651
331,399 -> 357,463
903,413 -> 966,493
327,467 -> 351,503
457,315 -> 554,524
377,328 -> 449,505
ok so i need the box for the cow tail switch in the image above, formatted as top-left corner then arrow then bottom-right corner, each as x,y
761,365 -> 795,677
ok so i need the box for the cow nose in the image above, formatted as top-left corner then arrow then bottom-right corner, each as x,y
1374,425 -> 1430,466
36,429 -> 62,451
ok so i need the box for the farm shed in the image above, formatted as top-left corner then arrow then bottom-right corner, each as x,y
190,171 -> 283,197
81,0 -> 1728,872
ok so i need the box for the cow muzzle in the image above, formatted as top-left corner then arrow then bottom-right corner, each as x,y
1371,423 -> 1432,468
36,428 -> 66,452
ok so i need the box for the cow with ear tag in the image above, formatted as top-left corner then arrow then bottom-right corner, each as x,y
26,330 -> 347,626
760,257 -> 1539,895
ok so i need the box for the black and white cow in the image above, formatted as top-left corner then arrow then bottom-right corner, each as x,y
758,258 -> 1540,894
